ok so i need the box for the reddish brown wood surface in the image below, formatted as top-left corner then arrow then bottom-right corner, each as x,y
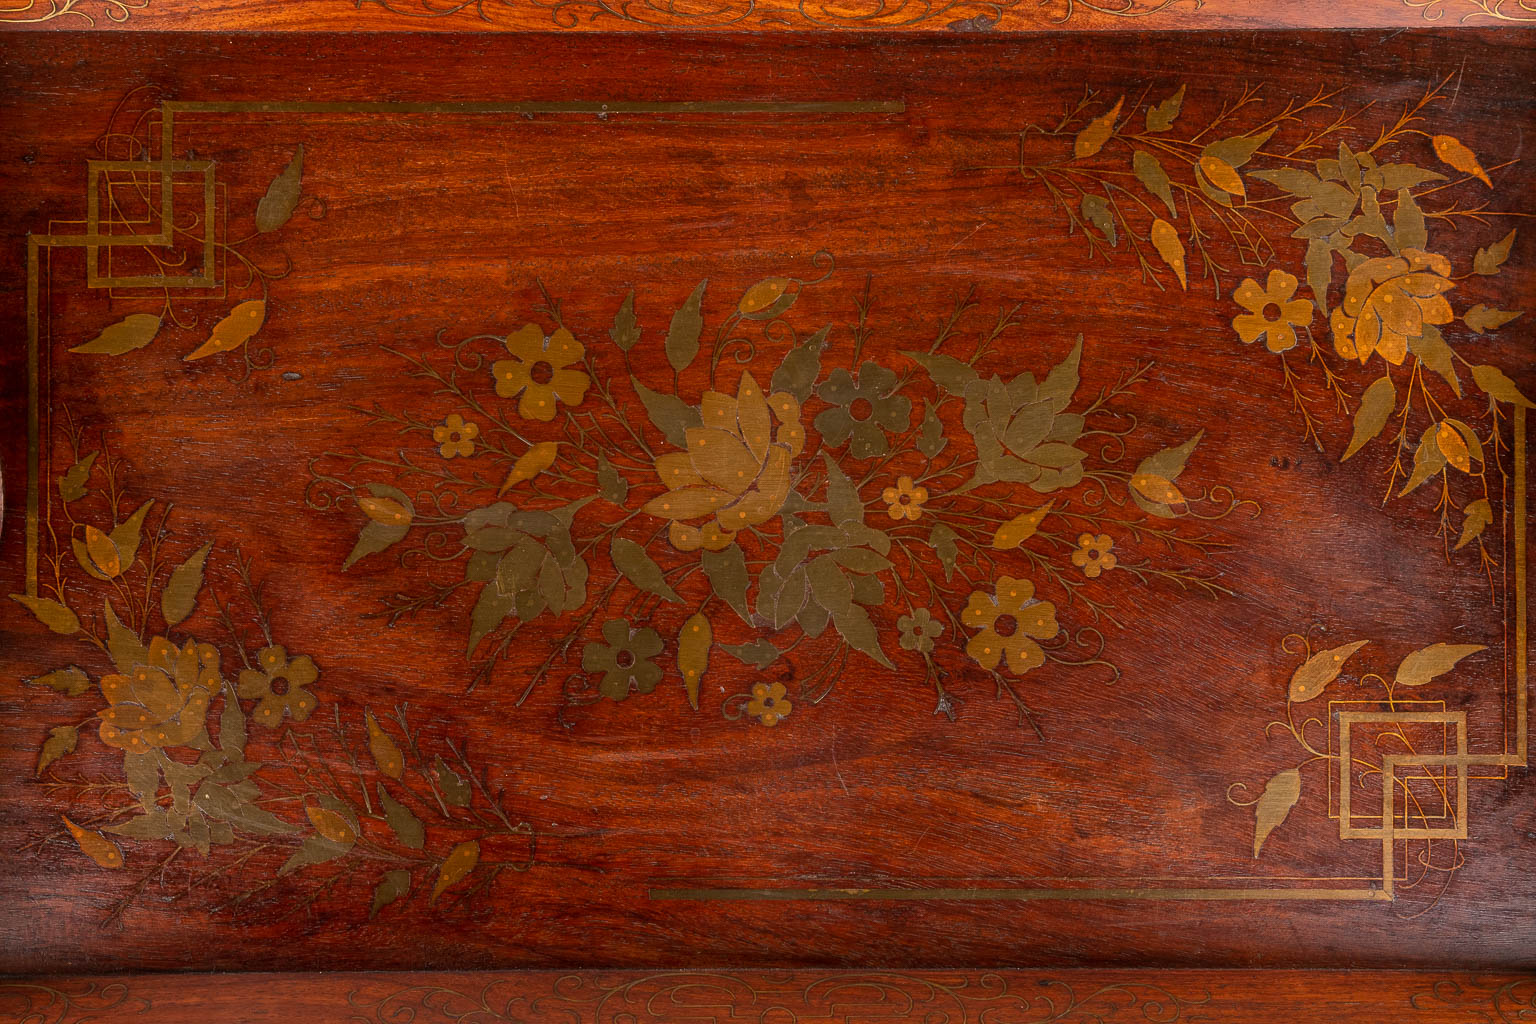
0,26 -> 1532,1010
3,0 -> 1533,33
5,970 -> 1536,1023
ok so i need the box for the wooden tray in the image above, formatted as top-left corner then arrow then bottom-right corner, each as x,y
0,8 -> 1532,1020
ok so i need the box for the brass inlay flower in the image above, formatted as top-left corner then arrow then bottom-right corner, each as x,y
643,371 -> 805,551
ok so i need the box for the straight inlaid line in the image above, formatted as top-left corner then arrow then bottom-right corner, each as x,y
164,100 -> 907,116
649,886 -> 1391,902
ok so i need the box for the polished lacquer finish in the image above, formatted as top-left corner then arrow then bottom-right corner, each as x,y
0,16 -> 1531,1022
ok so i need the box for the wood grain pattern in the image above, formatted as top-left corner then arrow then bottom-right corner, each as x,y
0,24 -> 1532,1017
2,0 -> 1536,32
4,971 -> 1536,1023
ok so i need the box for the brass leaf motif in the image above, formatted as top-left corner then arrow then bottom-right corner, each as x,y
1144,85 -> 1184,132
1252,769 -> 1300,858
1395,643 -> 1486,687
1463,304 -> 1522,334
161,540 -> 214,628
1287,640 -> 1368,703
63,814 -> 124,869
1342,375 -> 1395,461
1399,425 -> 1448,497
1435,422 -> 1472,473
992,500 -> 1054,550
1134,151 -> 1177,218
1472,228 -> 1515,275
306,805 -> 358,846
254,145 -> 304,233
1455,498 -> 1492,551
499,441 -> 559,496
677,613 -> 711,711
611,536 -> 682,604
1130,473 -> 1185,507
609,290 -> 639,351
83,525 -> 123,578
1073,96 -> 1123,159
9,594 -> 80,635
185,300 -> 266,361
1149,218 -> 1186,289
366,711 -> 404,780
666,279 -> 708,373
26,666 -> 91,697
432,840 -> 480,904
69,313 -> 161,356
1431,134 -> 1492,187
37,725 -> 78,777
1198,155 -> 1245,199
371,869 -> 412,919
433,756 -> 471,808
1471,363 -> 1534,407
378,784 -> 425,850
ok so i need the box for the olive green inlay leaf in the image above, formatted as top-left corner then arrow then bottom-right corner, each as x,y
1342,376 -> 1395,462
929,523 -> 960,582
823,456 -> 863,527
9,594 -> 80,635
218,689 -> 246,759
1287,640 -> 1368,704
1133,151 -> 1177,218
279,835 -> 351,877
1472,228 -> 1514,275
1455,499 -> 1492,551
904,351 -> 978,396
1252,769 -> 1300,858
110,500 -> 154,571
104,600 -> 147,675
1393,188 -> 1426,251
721,638 -> 782,668
58,452 -> 97,503
345,521 -> 410,571
378,783 -> 425,850
701,544 -> 752,625
1399,425 -> 1447,497
162,540 -> 214,628
255,145 -> 304,233
1080,194 -> 1115,245
1145,84 -> 1184,132
1073,96 -> 1122,159
26,665 -> 91,697
123,750 -> 160,809
917,403 -> 947,457
366,711 -> 405,780
771,325 -> 829,402
633,378 -> 702,448
1128,431 -> 1202,519
434,756 -> 472,808
1395,644 -> 1486,687
36,725 -> 78,777
185,300 -> 266,361
371,869 -> 413,919
596,454 -> 628,506
1409,326 -> 1460,398
194,783 -> 299,835
609,289 -> 640,351
432,840 -> 480,904
70,313 -> 161,356
830,602 -> 894,670
677,613 -> 711,711
666,279 -> 707,373
1464,305 -> 1522,334
1471,364 -> 1534,408
106,810 -> 180,840
611,536 -> 682,604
